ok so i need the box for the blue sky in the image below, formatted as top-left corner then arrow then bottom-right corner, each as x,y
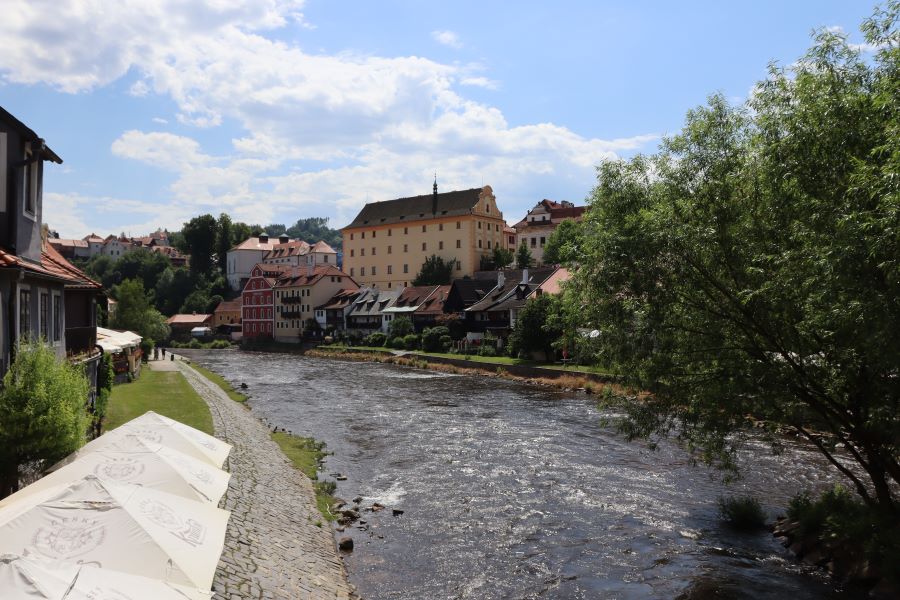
0,0 -> 878,238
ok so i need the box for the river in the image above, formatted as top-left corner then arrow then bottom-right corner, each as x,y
180,349 -> 863,599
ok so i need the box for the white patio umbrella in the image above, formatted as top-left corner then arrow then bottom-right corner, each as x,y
0,552 -> 213,600
0,475 -> 229,591
1,435 -> 230,509
54,411 -> 231,470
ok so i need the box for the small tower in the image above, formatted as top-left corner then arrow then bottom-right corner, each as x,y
432,173 -> 438,215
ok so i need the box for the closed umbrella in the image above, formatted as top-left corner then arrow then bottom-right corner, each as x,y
1,435 -> 230,509
0,476 -> 229,591
54,411 -> 231,469
0,552 -> 212,600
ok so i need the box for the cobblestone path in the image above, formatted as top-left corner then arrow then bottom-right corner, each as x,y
173,359 -> 354,600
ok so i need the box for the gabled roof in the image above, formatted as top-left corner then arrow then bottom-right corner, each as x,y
265,240 -> 309,260
273,264 -> 355,288
41,242 -> 104,290
347,288 -> 400,317
83,233 -> 105,243
466,268 -> 556,313
344,186 -> 491,229
531,267 -> 570,296
166,314 -> 212,325
310,240 -> 337,253
231,236 -> 282,252
48,238 -> 89,249
213,299 -> 242,313
414,285 -> 450,315
315,289 -> 362,311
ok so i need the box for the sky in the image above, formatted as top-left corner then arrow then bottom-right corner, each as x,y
0,0 -> 880,239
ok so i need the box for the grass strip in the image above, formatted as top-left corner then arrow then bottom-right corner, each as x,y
188,363 -> 248,403
104,369 -> 214,434
270,432 -> 337,523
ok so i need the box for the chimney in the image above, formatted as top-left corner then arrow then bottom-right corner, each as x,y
279,233 -> 289,244
259,233 -> 269,243
497,271 -> 505,288
307,254 -> 314,277
521,268 -> 528,284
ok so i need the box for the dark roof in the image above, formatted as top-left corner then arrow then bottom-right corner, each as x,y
343,187 -> 489,229
444,277 -> 498,313
0,106 -> 63,163
466,268 -> 556,313
315,289 -> 362,311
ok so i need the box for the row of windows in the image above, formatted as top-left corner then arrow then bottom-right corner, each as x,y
246,322 -> 272,334
349,261 -> 462,278
348,220 -> 502,241
351,237 -> 507,258
18,288 -> 63,343
529,236 -> 547,247
244,308 -> 273,319
278,305 -> 311,313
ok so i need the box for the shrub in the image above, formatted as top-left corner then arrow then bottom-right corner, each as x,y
365,332 -> 387,347
421,326 -> 450,352
388,316 -> 414,339
210,339 -> 231,349
717,495 -> 767,530
478,344 -> 497,357
402,333 -> 421,350
188,339 -> 202,349
439,335 -> 453,351
388,336 -> 405,350
0,341 -> 90,496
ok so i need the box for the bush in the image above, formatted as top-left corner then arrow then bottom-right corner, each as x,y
717,495 -> 767,530
364,332 -> 387,347
402,334 -> 420,350
188,339 -> 202,349
421,326 -> 450,352
388,316 -> 414,339
478,344 -> 497,357
388,336 -> 405,350
209,339 -> 231,349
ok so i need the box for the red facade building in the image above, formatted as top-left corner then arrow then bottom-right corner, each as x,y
240,264 -> 289,340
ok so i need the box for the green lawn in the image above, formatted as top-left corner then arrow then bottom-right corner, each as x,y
188,363 -> 248,403
104,369 -> 214,435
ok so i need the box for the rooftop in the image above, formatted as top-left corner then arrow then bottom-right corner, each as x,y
344,186 -> 492,229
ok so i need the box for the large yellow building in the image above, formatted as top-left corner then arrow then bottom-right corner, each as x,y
341,185 -> 506,289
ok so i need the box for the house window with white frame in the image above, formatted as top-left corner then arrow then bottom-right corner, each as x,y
39,292 -> 49,340
19,288 -> 31,338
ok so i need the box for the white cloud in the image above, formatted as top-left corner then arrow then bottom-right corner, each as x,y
3,0 -> 658,232
152,117 -> 168,124
460,76 -> 499,90
431,30 -> 462,49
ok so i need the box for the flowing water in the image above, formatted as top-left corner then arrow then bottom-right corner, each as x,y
181,349 -> 864,599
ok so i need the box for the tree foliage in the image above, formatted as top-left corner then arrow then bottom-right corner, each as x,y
516,240 -> 533,269
413,254 -> 454,285
573,9 -> 900,513
388,316 -> 414,339
215,213 -> 233,276
542,219 -> 583,265
179,214 -> 217,275
110,279 -> 170,342
0,341 -> 90,497
507,294 -> 562,360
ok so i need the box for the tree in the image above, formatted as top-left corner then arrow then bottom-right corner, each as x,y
179,214 -> 217,275
111,279 -> 170,342
0,341 -> 90,497
493,246 -> 515,269
516,240 -> 533,269
542,219 -> 583,265
573,11 -> 900,514
388,315 -> 414,339
412,255 -> 454,285
507,294 -> 562,360
215,213 -> 234,276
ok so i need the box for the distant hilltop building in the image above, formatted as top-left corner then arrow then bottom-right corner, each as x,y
49,229 -> 186,266
512,199 -> 586,265
226,232 -> 337,291
341,183 -> 506,290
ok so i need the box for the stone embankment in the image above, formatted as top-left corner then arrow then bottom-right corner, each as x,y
171,359 -> 355,600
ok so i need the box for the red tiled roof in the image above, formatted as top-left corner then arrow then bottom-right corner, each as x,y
265,240 -> 309,260
166,314 -> 212,325
232,236 -> 281,251
310,240 -> 337,253
0,242 -> 102,289
48,238 -> 89,249
213,299 -> 242,313
273,264 -> 354,288
415,285 -> 450,315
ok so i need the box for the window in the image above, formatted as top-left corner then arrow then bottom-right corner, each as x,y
403,264 -> 409,274
350,249 -> 355,257
350,268 -> 355,276
531,237 -> 537,247
324,255 -> 329,263
52,295 -> 61,342
456,240 -> 461,249
422,225 -> 427,233
478,240 -> 482,249
350,233 -> 354,240
540,237 -> 546,246
477,221 -> 482,229
388,245 -> 392,254
361,231 -> 365,239
19,289 -> 30,338
361,267 -> 366,276
388,229 -> 392,237
456,260 -> 461,270
456,221 -> 461,229
439,223 -> 443,231
372,230 -> 376,238
23,157 -> 35,216
372,247 -> 376,256
387,265 -> 392,274
439,241 -> 444,250
372,266 -> 377,276
404,227 -> 408,234
403,244 -> 408,252
422,242 -> 427,251
487,241 -> 492,249
39,293 -> 49,340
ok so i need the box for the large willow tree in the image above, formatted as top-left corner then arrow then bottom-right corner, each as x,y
575,4 -> 899,514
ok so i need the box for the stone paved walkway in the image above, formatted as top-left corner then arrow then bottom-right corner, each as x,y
168,358 -> 354,600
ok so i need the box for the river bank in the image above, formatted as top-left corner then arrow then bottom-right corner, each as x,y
170,356 -> 357,600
